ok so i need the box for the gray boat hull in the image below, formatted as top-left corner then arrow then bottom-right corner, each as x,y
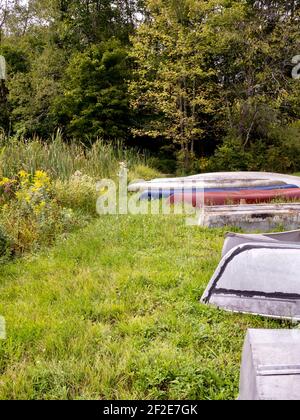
239,329 -> 300,400
198,203 -> 300,231
201,242 -> 300,321
222,229 -> 300,256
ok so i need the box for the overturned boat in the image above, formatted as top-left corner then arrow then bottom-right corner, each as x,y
198,203 -> 300,231
168,187 -> 300,206
201,230 -> 300,321
239,329 -> 300,400
139,184 -> 298,201
222,229 -> 300,256
129,171 -> 300,193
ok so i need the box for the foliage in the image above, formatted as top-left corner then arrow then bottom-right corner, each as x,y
54,172 -> 99,216
0,133 -> 151,181
130,0 -> 219,170
207,122 -> 300,173
128,164 -> 162,182
130,0 -> 300,171
1,0 -> 300,170
0,134 -> 158,256
53,40 -> 131,140
0,169 -> 83,255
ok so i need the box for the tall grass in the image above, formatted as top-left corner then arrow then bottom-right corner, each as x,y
0,132 -> 152,181
0,132 -> 162,256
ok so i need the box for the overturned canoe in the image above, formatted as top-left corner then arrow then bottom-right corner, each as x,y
222,230 -> 300,257
199,203 -> 300,231
129,179 -> 286,193
239,329 -> 300,400
169,188 -> 300,206
128,171 -> 300,192
201,241 -> 300,321
139,184 -> 299,201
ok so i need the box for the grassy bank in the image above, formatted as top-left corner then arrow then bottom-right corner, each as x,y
0,213 -> 290,400
0,138 -> 297,400
0,135 -> 161,257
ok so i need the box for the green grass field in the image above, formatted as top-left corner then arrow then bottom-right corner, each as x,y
0,213 -> 292,400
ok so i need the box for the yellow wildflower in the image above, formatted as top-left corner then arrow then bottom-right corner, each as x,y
34,201 -> 46,215
33,170 -> 51,190
19,170 -> 29,179
0,178 -> 10,186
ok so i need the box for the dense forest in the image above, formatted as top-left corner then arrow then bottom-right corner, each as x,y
1,0 -> 300,174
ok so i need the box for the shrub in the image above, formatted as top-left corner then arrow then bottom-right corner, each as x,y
0,170 -> 85,256
152,158 -> 177,175
129,164 -> 162,182
206,138 -> 252,172
54,172 -> 98,216
207,124 -> 300,174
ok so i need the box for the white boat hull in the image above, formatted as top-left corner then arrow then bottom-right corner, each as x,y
128,172 -> 300,192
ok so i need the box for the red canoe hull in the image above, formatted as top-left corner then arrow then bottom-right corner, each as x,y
169,188 -> 300,207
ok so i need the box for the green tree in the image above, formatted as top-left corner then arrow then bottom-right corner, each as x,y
53,39 -> 131,140
130,0 -> 300,171
130,0 -> 221,171
1,0 -> 142,138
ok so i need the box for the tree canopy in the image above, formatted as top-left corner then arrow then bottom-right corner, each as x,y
1,0 -> 300,172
